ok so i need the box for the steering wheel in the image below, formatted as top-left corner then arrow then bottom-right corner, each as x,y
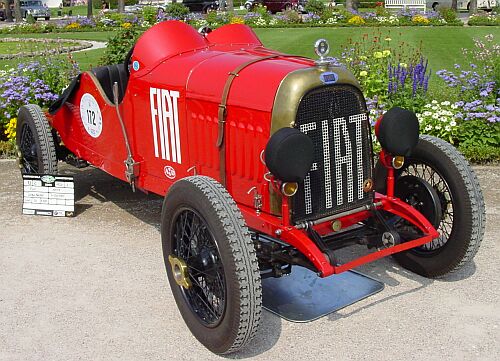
124,46 -> 135,75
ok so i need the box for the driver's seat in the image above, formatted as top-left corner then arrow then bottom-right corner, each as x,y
90,63 -> 129,104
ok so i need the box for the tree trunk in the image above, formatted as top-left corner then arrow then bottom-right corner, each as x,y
14,0 -> 21,22
346,0 -> 353,11
226,0 -> 234,12
3,0 -> 13,22
118,0 -> 124,13
469,0 -> 477,14
451,0 -> 457,10
87,0 -> 92,18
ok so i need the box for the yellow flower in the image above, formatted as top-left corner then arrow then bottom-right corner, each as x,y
412,14 -> 430,24
373,51 -> 383,59
382,49 -> 391,57
359,71 -> 368,77
230,16 -> 244,24
384,37 -> 392,41
399,62 -> 408,68
4,118 -> 17,140
65,22 -> 80,29
359,55 -> 368,61
121,22 -> 132,29
347,15 -> 365,25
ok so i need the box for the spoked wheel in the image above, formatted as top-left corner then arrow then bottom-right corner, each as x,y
375,135 -> 485,278
16,104 -> 58,174
161,176 -> 261,354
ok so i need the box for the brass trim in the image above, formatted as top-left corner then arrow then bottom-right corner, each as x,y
363,178 -> 374,193
269,65 -> 362,215
168,255 -> 192,289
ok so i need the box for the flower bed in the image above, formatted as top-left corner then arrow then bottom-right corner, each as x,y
0,38 -> 92,59
0,5 -> 465,35
468,13 -> 500,26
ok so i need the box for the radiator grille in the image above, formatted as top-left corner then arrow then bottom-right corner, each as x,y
292,85 -> 373,224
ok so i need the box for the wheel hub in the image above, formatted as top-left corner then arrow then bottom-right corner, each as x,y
168,255 -> 191,289
395,175 -> 442,228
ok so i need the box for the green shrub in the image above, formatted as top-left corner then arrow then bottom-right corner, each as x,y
100,26 -> 140,65
26,14 -> 36,24
164,3 -> 190,19
141,6 -> 158,25
459,144 -> 500,164
0,140 -> 15,158
438,7 -> 459,24
305,0 -> 326,15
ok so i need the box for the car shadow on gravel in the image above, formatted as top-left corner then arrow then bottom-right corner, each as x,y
59,165 -> 284,356
59,165 -> 478,356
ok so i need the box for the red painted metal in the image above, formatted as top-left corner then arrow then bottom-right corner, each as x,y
47,21 -> 440,279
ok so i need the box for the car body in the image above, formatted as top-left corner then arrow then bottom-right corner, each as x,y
20,0 -> 50,20
18,21 -> 484,355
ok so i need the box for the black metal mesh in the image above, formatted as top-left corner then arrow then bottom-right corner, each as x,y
292,85 -> 373,224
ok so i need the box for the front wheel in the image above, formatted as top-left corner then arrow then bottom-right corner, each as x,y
16,104 -> 58,174
374,135 -> 485,278
161,176 -> 262,354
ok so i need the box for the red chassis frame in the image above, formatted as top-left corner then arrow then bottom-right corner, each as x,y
241,158 -> 440,278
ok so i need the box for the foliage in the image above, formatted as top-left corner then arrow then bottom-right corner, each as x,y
386,57 -> 431,112
468,13 -> 500,26
458,144 -> 500,164
26,14 -> 36,24
100,25 -> 140,65
304,0 -> 326,15
0,56 -> 79,140
438,7 -> 459,24
417,101 -> 458,144
141,6 -> 158,26
4,118 -> 16,141
163,3 -> 190,19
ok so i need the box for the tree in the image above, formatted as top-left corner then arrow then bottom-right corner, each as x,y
87,0 -> 92,18
13,0 -> 21,22
3,0 -> 12,22
118,0 -> 124,13
469,0 -> 477,14
346,0 -> 353,11
226,0 -> 233,12
451,0 -> 457,10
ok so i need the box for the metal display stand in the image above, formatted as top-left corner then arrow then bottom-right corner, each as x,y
262,266 -> 384,322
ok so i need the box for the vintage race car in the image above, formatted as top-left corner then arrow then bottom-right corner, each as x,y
16,21 -> 485,354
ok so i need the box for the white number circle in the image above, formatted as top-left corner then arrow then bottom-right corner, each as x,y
80,93 -> 103,138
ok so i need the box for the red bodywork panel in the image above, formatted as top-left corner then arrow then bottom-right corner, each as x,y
49,21 -> 439,277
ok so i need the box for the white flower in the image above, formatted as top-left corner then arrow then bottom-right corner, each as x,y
432,113 -> 439,119
431,100 -> 438,104
435,125 -> 441,130
432,106 -> 439,111
450,121 -> 457,126
425,125 -> 433,131
441,101 -> 450,106
423,111 -> 432,116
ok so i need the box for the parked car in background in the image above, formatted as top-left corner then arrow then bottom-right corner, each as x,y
20,0 -> 50,20
252,0 -> 300,13
427,0 -> 495,11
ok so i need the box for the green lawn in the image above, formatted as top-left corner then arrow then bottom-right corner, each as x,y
0,40 -> 75,53
254,27 -> 500,73
1,27 -> 499,73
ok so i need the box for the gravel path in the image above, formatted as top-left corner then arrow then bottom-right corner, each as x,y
0,160 -> 498,361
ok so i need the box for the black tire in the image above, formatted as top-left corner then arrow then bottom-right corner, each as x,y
244,3 -> 252,10
161,176 -> 262,354
374,135 -> 485,278
432,2 -> 439,10
16,104 -> 58,174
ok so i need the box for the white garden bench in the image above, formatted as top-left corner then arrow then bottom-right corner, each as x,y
384,0 -> 427,11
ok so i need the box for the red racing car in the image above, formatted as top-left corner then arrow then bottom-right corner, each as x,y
16,21 -> 485,355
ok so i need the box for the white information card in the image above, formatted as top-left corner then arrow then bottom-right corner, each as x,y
22,174 -> 75,217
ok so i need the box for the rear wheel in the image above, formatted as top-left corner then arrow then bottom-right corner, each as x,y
375,135 -> 485,278
16,104 -> 58,174
161,176 -> 261,354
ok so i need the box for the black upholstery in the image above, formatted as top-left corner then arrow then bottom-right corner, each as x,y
49,74 -> 81,115
90,63 -> 129,104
